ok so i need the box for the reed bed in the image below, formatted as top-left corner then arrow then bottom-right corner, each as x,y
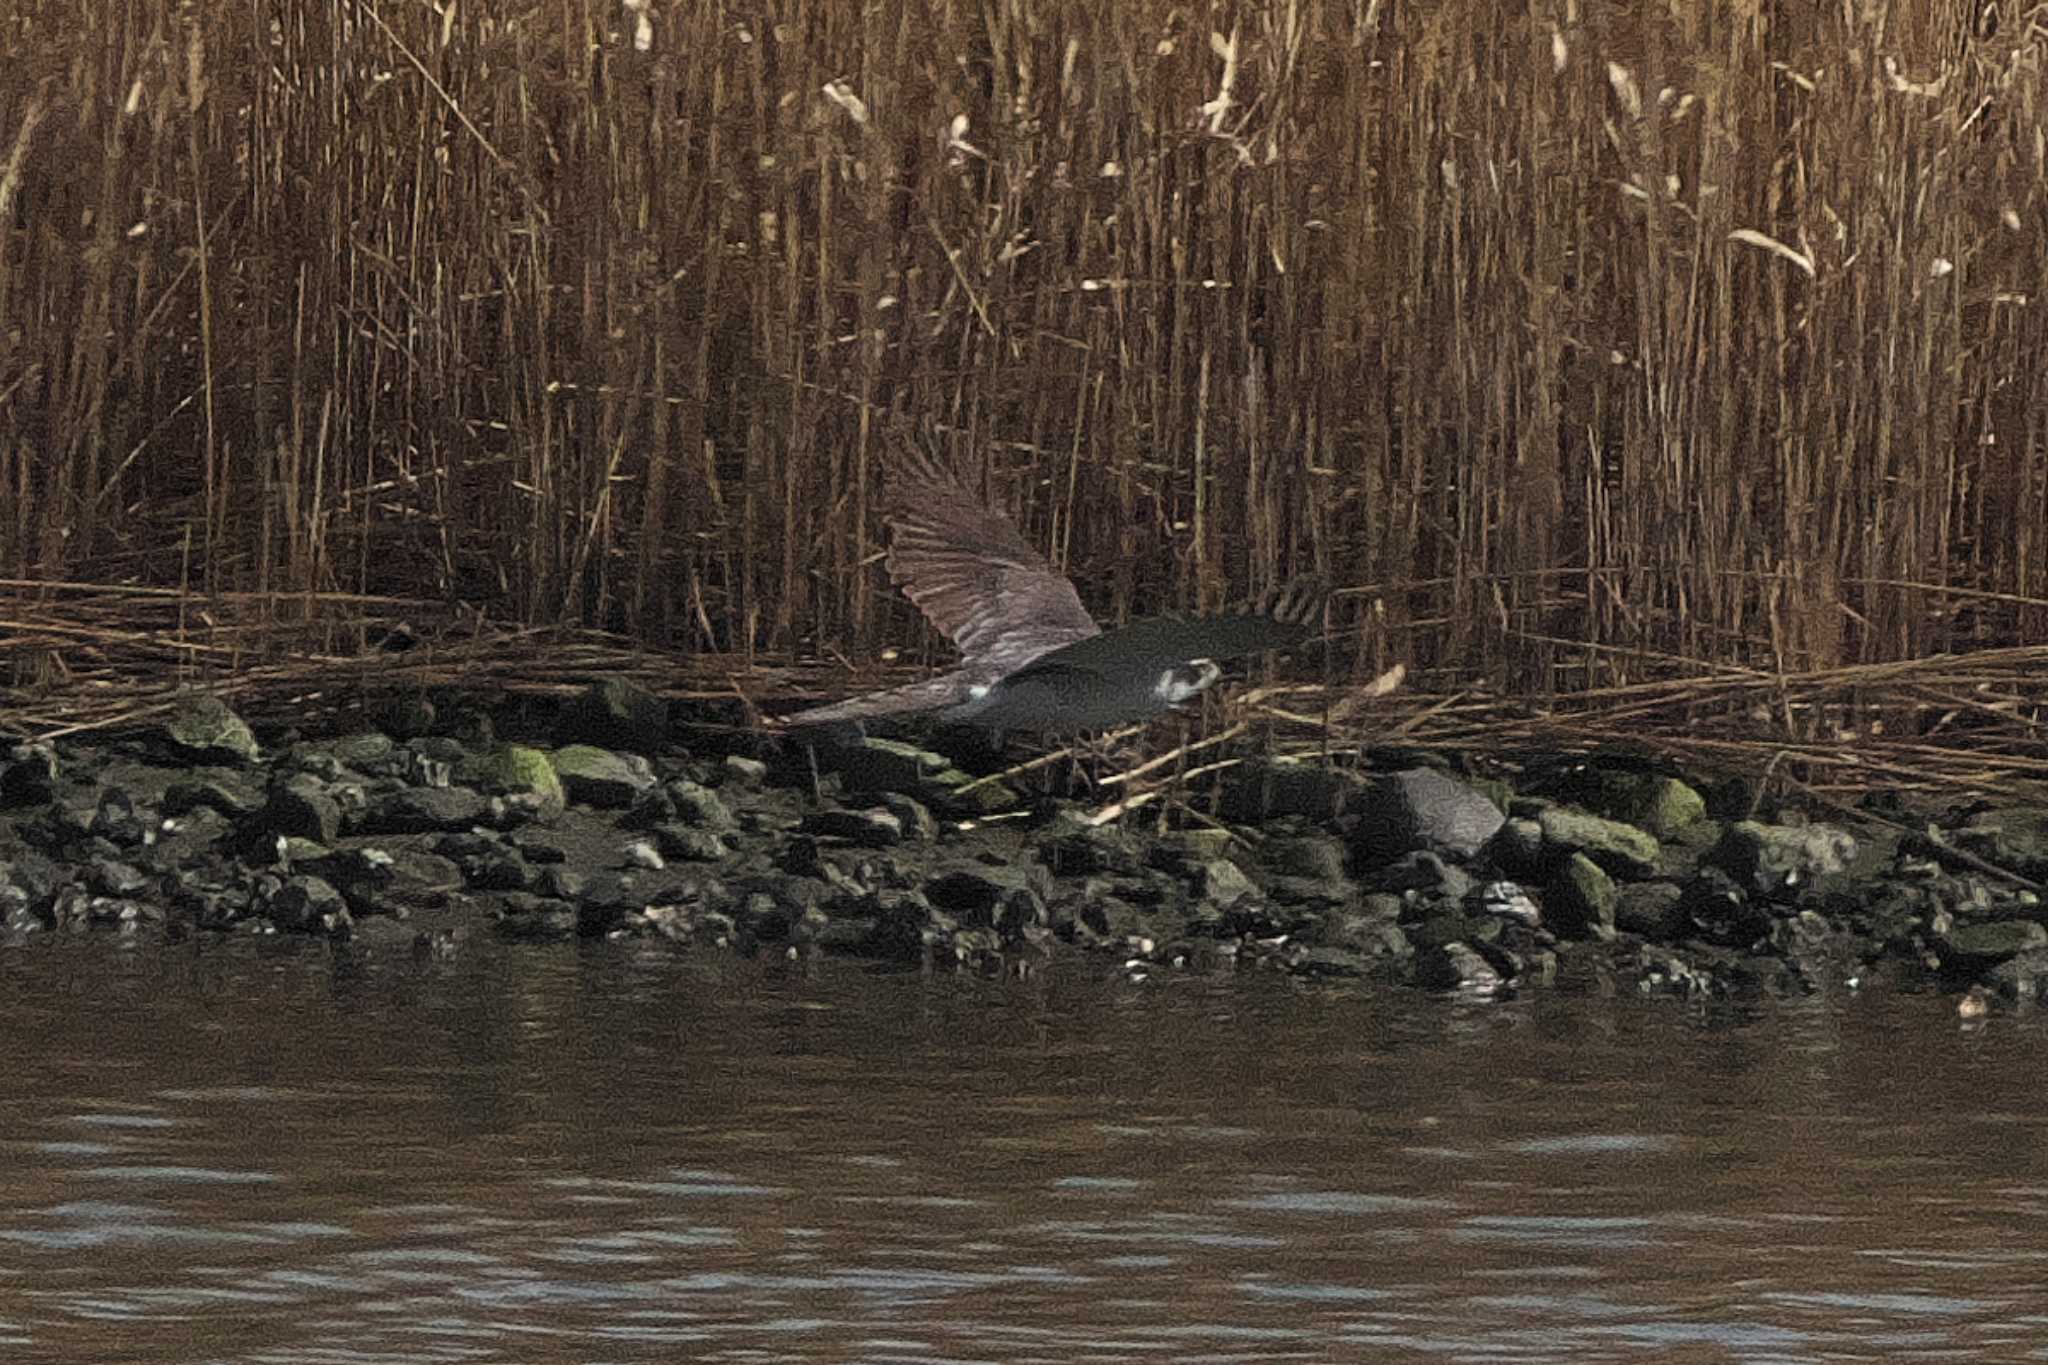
2,1 -> 2044,792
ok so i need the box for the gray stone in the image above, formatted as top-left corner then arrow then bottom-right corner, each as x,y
468,745 -> 566,822
164,771 -> 263,819
552,745 -> 658,809
1546,853 -> 1617,941
1705,820 -> 1857,895
263,875 -> 349,934
1417,940 -> 1506,996
364,786 -> 488,834
1536,807 -> 1662,879
1952,807 -> 2048,881
264,774 -> 342,843
164,694 -> 260,764
650,824 -> 730,862
1984,947 -> 2048,1003
803,808 -> 903,848
1618,776 -> 1709,840
1614,881 -> 1684,938
1263,835 -> 1348,882
327,732 -> 399,768
667,779 -> 735,830
557,678 -> 669,753
495,894 -> 579,940
1945,919 -> 2048,966
1195,858 -> 1259,909
1,743 -> 59,807
1219,759 -> 1365,822
877,793 -> 937,842
722,754 -> 769,788
1355,768 -> 1506,862
833,738 -> 1015,815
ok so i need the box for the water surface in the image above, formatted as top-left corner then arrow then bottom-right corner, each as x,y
2,935 -> 2044,1362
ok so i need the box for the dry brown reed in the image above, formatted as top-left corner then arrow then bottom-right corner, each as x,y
2,1 -> 2045,791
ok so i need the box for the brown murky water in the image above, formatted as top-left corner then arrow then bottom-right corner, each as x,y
1,935 -> 2045,1364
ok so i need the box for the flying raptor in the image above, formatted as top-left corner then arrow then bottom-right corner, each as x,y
780,441 -> 1322,738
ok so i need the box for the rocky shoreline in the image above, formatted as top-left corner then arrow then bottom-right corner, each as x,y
3,682 -> 2045,1007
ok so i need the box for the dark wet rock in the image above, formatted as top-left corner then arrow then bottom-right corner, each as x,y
0,850 -> 61,923
327,732 -> 399,770
832,738 -> 1015,815
84,896 -> 159,928
1417,940 -> 1507,996
1535,807 -> 1662,879
722,754 -> 768,788
1545,765 -> 1709,841
1041,823 -> 1144,877
90,789 -> 152,848
1262,835 -> 1347,882
1705,820 -> 1857,895
552,745 -> 656,809
1189,857 -> 1256,910
49,885 -> 93,930
802,808 -> 903,848
375,695 -> 437,739
876,793 -> 937,842
1,742 -> 59,807
1309,895 -> 1407,954
1264,873 -> 1355,913
1983,947 -> 2048,1003
91,859 -> 153,898
1677,867 -> 1774,948
666,779 -> 736,830
1546,853 -> 1617,941
924,863 -> 1048,941
1218,758 -> 1365,822
1486,817 -> 1547,878
261,874 -> 350,934
164,693 -> 260,764
556,679 -> 669,753
1624,777 -> 1709,841
1354,767 -> 1505,863
262,774 -> 343,843
437,834 -> 530,892
163,770 -> 264,820
1942,919 -> 2048,969
1153,829 -> 1236,866
509,829 -> 570,864
364,786 -> 489,834
1475,880 -> 1542,928
1948,807 -> 2048,882
466,745 -> 566,823
1372,850 -> 1473,903
649,823 -> 730,861
1614,881 -> 1685,938
1056,884 -> 1152,946
408,735 -> 468,775
533,864 -> 587,902
1633,945 -> 1719,997
494,893 -> 580,940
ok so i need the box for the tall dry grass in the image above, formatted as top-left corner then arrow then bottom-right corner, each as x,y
1,0 -> 2043,717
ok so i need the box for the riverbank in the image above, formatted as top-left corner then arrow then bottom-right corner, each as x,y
3,683 -> 2044,1007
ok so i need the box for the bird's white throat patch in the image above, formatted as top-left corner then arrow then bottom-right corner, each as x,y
1153,659 -> 1223,704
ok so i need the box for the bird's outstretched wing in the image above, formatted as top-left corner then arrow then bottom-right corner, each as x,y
882,438 -> 1100,675
774,669 -> 980,729
997,577 -> 1324,683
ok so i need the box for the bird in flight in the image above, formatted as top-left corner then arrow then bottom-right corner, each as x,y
779,439 -> 1322,739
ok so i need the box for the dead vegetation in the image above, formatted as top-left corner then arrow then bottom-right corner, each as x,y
1,1 -> 2044,794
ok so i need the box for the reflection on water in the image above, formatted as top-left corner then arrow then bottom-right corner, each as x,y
1,935 -> 2046,1363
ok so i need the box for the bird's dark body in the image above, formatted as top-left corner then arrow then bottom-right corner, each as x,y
780,440 -> 1320,738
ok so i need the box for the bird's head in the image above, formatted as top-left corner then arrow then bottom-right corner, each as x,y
1153,659 -> 1223,705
